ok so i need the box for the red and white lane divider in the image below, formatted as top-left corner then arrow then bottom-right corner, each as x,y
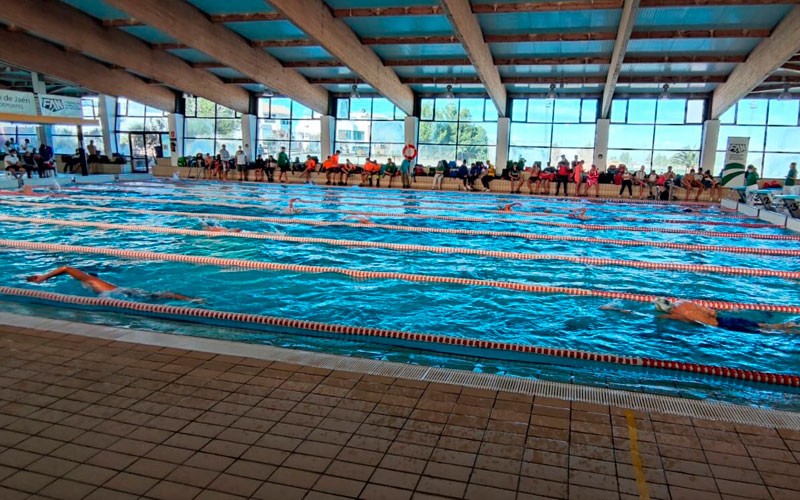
2,201 -> 798,257
2,238 -> 799,314
2,216 -> 799,280
1,286 -> 796,387
52,193 -> 786,241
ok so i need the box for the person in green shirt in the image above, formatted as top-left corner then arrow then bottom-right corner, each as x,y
277,146 -> 290,183
399,158 -> 412,189
745,164 -> 759,193
432,160 -> 446,190
785,162 -> 797,194
379,158 -> 397,188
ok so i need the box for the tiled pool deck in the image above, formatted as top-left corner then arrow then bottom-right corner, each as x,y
1,318 -> 799,500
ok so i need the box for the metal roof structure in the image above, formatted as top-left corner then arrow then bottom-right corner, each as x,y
1,0 -> 799,115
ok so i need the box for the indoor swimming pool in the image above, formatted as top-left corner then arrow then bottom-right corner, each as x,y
0,179 -> 798,410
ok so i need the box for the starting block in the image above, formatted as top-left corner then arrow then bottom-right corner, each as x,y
776,195 -> 800,218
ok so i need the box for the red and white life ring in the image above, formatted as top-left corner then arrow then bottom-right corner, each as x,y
402,144 -> 417,160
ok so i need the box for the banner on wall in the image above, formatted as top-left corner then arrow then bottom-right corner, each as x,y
38,94 -> 83,118
720,136 -> 750,187
0,89 -> 36,116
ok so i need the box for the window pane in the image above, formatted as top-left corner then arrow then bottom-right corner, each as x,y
717,125 -> 765,151
117,117 -> 144,132
607,149 -> 653,168
484,102 -> 499,122
52,125 -> 78,135
736,99 -> 767,125
185,118 -> 215,138
454,144 -> 489,163
195,98 -> 215,118
336,120 -> 370,142
420,99 -> 434,120
459,99 -> 484,121
553,99 -> 581,123
420,122 -> 457,145
610,100 -> 627,123
434,100 -> 458,121
511,99 -> 527,122
627,99 -> 657,124
763,153 -> 798,178
653,125 -> 702,150
550,146 -> 592,166
608,124 -> 654,149
184,139 -> 214,157
17,124 -> 38,135
458,122 -> 496,146
291,101 -> 313,119
185,97 -> 196,117
216,104 -> 234,118
270,98 -> 291,118
418,144 -> 456,166
83,126 -> 102,137
258,98 -> 270,118
290,141 -> 320,158
719,105 -> 736,124
552,124 -> 595,148
259,119 -> 290,141
656,99 -> 686,124
52,135 -> 79,154
144,117 -> 168,132
767,100 -> 799,126
373,143 -> 404,162
652,150 -> 700,172
765,126 -> 800,152
145,106 -> 165,117
127,100 -> 146,116
335,99 -> 349,119
117,98 -> 128,116
510,123 -> 551,147
335,142 -> 370,163
291,119 -> 320,142
372,98 -> 395,120
215,119 -> 242,140
371,121 -> 403,144
509,147 -> 550,168
260,140 -> 290,157
581,99 -> 598,122
527,99 -> 554,122
686,100 -> 705,124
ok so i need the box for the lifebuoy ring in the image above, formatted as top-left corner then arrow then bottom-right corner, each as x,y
402,144 -> 417,160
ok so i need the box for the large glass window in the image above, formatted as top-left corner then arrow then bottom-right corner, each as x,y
256,97 -> 320,161
1,122 -> 38,153
184,97 -> 239,157
509,98 -> 597,169
80,97 -> 104,155
715,98 -> 800,178
117,97 -> 170,157
418,98 -> 498,166
335,97 -> 404,164
608,98 -> 704,173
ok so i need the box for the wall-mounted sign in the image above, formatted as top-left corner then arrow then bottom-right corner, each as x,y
0,89 -> 37,116
38,94 -> 83,118
720,136 -> 750,187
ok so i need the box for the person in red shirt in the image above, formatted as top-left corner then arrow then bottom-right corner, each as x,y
555,159 -> 570,196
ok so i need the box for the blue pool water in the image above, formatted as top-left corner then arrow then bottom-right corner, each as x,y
0,180 -> 798,410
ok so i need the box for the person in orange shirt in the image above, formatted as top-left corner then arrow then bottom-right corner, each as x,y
361,158 -> 380,187
322,156 -> 336,185
301,155 -> 317,184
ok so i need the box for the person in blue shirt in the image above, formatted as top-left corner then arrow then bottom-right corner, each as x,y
399,158 -> 412,189
457,161 -> 469,191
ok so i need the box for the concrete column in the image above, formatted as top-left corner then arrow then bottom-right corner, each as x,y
97,95 -> 116,156
35,125 -> 48,148
699,119 -> 720,173
241,114 -> 256,159
167,113 -> 184,167
320,115 -> 335,158
594,118 -> 610,171
404,116 -> 419,149
495,117 -> 510,171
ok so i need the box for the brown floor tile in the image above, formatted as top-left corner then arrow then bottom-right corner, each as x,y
37,478 -> 97,500
1,469 -> 55,493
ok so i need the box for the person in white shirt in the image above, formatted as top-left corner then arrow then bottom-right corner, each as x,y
20,139 -> 32,154
235,146 -> 248,181
4,151 -> 21,176
219,144 -> 231,172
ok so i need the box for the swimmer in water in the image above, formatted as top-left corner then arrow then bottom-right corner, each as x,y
343,215 -> 373,224
26,267 -> 202,302
568,208 -> 590,221
200,221 -> 242,233
602,298 -> 799,334
498,203 -> 522,213
287,198 -> 302,215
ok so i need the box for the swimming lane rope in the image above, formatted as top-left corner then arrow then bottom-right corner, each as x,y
1,238 -> 798,314
1,200 -> 798,257
1,216 -> 797,280
32,194 -> 798,241
0,286 -> 795,387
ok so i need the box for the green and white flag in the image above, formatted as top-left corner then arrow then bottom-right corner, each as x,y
720,137 -> 749,187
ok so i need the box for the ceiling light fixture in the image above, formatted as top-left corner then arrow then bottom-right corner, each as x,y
182,92 -> 194,99
444,84 -> 455,99
546,83 -> 557,100
261,87 -> 273,98
777,84 -> 792,100
659,83 -> 670,100
350,83 -> 360,99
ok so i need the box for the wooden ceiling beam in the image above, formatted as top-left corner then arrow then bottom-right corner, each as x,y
105,0 -> 328,113
711,6 -> 800,118
601,0 -> 641,118
266,0 -> 414,115
0,0 -> 251,113
0,28 -> 176,111
305,75 -> 733,85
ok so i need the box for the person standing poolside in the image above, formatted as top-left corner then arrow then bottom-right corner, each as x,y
235,146 -> 248,181
602,298 -> 799,334
745,164 -> 759,192
619,165 -> 633,197
555,158 -> 570,196
586,164 -> 600,197
573,160 -> 585,196
400,157 -> 412,189
277,146 -> 290,183
219,144 -> 231,171
26,267 -> 201,302
785,162 -> 798,195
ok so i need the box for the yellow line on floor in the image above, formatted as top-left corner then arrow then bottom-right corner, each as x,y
625,409 -> 651,500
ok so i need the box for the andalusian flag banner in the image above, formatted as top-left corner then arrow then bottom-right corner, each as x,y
720,137 -> 749,187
